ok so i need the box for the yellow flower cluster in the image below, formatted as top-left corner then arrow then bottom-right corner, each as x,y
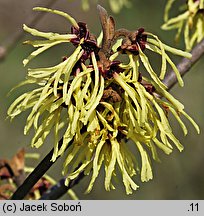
8,7 -> 199,194
162,0 -> 204,50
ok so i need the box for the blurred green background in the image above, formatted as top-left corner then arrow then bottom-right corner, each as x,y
0,0 -> 203,199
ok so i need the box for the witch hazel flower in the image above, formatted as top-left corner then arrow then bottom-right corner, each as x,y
7,5 -> 199,195
162,0 -> 204,50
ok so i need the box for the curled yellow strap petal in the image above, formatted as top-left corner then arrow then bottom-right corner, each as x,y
84,52 -> 100,110
33,7 -> 79,28
52,107 -> 62,162
169,106 -> 188,136
31,112 -> 56,148
146,33 -> 167,80
105,141 -> 117,191
63,47 -> 83,103
81,76 -> 104,125
138,46 -> 167,90
113,73 -> 143,125
86,138 -> 106,193
135,141 -> 153,182
66,153 -> 92,182
23,24 -> 60,39
163,0 -> 176,22
153,138 -> 173,155
181,110 -> 200,134
113,139 -> 139,194
62,145 -> 80,175
147,37 -> 192,58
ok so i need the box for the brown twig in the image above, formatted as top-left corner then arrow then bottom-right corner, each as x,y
0,0 -> 56,61
163,38 -> 204,89
39,172 -> 85,200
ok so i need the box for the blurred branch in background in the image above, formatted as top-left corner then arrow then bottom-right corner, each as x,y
0,46 -> 6,61
163,38 -> 204,89
0,0 -> 56,61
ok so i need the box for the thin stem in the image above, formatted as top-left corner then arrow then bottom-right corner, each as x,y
39,178 -> 69,200
0,0 -> 56,61
39,172 -> 85,200
10,138 -> 71,200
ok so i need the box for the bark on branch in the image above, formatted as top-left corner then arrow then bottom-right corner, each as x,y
0,0 -> 56,61
163,39 -> 204,89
